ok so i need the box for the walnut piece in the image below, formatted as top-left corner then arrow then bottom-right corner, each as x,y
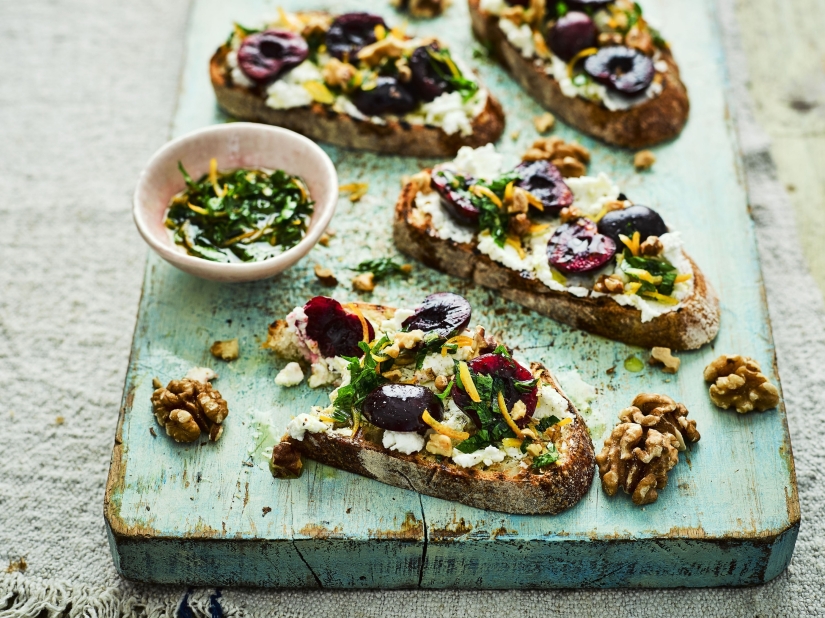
649,347 -> 680,374
270,442 -> 303,478
352,272 -> 375,292
314,264 -> 338,287
634,150 -> 657,170
552,156 -> 586,178
596,393 -> 699,505
508,187 -> 530,214
210,338 -> 239,361
559,206 -> 583,223
508,213 -> 532,237
639,235 -> 663,256
322,58 -> 359,91
426,434 -> 453,457
151,377 -> 229,443
703,355 -> 780,413
392,0 -> 451,18
594,274 -> 625,294
522,138 -> 590,176
533,112 -> 556,133
357,37 -> 406,67
434,375 -> 449,392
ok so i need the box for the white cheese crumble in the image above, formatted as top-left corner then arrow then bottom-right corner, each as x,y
415,191 -> 475,244
380,308 -> 416,335
498,18 -> 535,59
534,384 -> 571,420
452,143 -> 505,180
452,445 -> 506,468
286,413 -> 329,440
265,60 -> 321,109
566,173 -> 621,217
557,371 -> 596,414
421,351 -> 458,377
225,50 -> 255,88
382,430 -> 425,455
275,362 -> 304,387
185,367 -> 217,383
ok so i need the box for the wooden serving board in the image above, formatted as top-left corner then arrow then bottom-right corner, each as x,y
104,0 -> 799,587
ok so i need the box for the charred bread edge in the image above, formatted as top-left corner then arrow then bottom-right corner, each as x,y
393,180 -> 721,350
210,46 -> 506,157
468,0 -> 689,149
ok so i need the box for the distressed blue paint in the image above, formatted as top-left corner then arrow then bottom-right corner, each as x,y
104,0 -> 799,588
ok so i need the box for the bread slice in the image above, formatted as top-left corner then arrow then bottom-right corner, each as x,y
468,0 -> 689,149
393,180 -> 720,350
267,301 -> 596,515
210,47 -> 506,158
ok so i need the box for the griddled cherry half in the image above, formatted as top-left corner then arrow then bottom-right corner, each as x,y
597,205 -> 668,244
430,166 -> 480,224
402,292 -> 472,338
409,44 -> 452,103
583,46 -> 655,95
548,12 -> 597,62
303,296 -> 374,358
325,12 -> 386,61
237,30 -> 309,83
351,77 -> 418,116
514,160 -> 574,212
547,219 -> 617,274
452,353 -> 538,428
362,384 -> 443,433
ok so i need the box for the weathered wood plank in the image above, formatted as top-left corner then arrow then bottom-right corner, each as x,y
104,0 -> 799,587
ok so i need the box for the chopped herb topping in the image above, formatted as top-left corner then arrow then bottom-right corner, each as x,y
622,249 -> 678,296
352,258 -> 412,282
166,161 -> 313,263
537,415 -> 561,433
454,360 -> 517,453
426,47 -> 479,102
473,170 -> 522,247
532,444 -> 560,468
332,337 -> 391,423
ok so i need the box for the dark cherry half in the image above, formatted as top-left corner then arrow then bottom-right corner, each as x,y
548,12 -> 598,61
362,384 -> 444,433
583,46 -> 655,95
237,30 -> 309,83
452,353 -> 538,428
408,44 -> 452,103
597,205 -> 668,244
351,77 -> 418,116
547,219 -> 617,274
303,296 -> 374,358
325,12 -> 386,61
431,165 -> 479,224
402,292 -> 472,338
514,160 -> 574,212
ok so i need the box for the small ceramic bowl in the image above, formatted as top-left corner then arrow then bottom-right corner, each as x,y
133,123 -> 338,282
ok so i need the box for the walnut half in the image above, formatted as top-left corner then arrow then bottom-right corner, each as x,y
703,355 -> 780,413
150,377 -> 229,443
595,393 -> 699,505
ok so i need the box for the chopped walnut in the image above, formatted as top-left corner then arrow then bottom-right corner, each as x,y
151,377 -> 229,443
299,14 -> 331,38
594,275 -> 625,294
408,170 -> 433,194
392,0 -> 451,18
396,61 -> 412,83
314,264 -> 338,287
559,206 -> 583,223
510,400 -> 527,421
318,233 -> 331,247
599,32 -> 624,46
552,156 -> 586,178
521,147 -> 550,162
625,25 -> 655,56
434,375 -> 449,392
381,369 -> 404,382
634,150 -> 657,170
426,434 -> 453,457
525,442 -> 543,457
508,187 -> 530,214
533,112 -> 556,133
357,37 -> 406,67
270,442 -> 303,478
322,58 -> 359,91
210,338 -> 239,361
649,347 -> 680,374
383,330 -> 426,358
508,213 -> 532,237
500,5 -> 526,25
639,235 -> 663,256
703,355 -> 780,413
352,272 -> 375,292
596,393 -> 699,505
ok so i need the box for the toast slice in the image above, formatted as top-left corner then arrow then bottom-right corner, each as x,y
266,297 -> 596,515
469,0 -> 688,149
392,144 -> 720,350
210,11 -> 505,157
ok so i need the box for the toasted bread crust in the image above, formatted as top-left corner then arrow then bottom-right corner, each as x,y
393,182 -> 720,350
285,366 -> 595,515
210,47 -> 506,157
468,0 -> 689,149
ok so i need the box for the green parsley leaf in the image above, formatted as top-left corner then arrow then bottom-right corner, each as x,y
536,416 -> 561,432
623,250 -> 679,296
532,444 -> 560,468
514,377 -> 539,393
492,344 -> 511,358
456,429 -> 490,453
351,258 -> 411,282
556,2 -> 568,17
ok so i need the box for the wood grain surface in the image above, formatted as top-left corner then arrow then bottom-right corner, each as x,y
104,0 -> 799,588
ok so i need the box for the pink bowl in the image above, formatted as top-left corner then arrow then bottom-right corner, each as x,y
133,123 -> 338,282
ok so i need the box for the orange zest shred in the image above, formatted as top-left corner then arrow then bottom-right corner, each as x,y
319,415 -> 337,424
346,304 -> 370,344
441,335 -> 474,356
641,291 -> 680,305
458,361 -> 481,403
505,236 -> 527,259
619,231 -> 641,256
504,181 -> 515,204
470,185 -> 503,208
209,158 -> 226,198
567,47 -> 599,78
187,202 -> 210,216
303,80 -> 335,104
422,409 -> 470,441
674,273 -> 693,283
498,391 -> 524,438
374,24 -> 386,40
501,437 -> 523,449
625,282 -> 642,295
529,223 -> 551,235
557,417 -> 573,427
524,191 -> 544,211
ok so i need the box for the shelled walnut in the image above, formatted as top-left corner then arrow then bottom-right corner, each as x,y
151,376 -> 229,443
703,355 -> 780,413
596,393 -> 699,505
391,0 -> 451,18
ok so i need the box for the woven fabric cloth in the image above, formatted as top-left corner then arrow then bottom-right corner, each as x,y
1,0 -> 822,616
